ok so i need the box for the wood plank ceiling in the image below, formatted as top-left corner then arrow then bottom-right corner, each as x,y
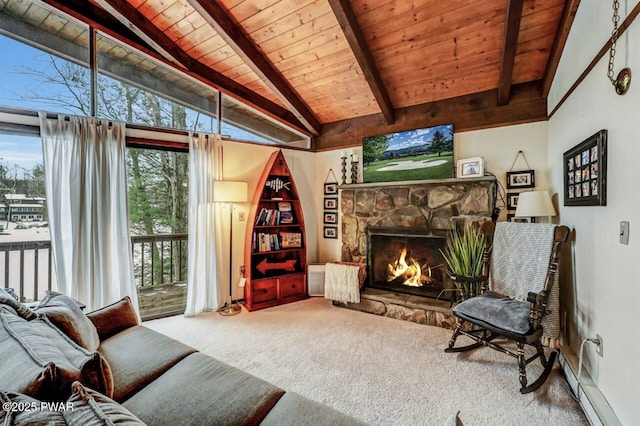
37,0 -> 576,142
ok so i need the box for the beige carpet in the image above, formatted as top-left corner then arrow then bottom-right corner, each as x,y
144,298 -> 587,426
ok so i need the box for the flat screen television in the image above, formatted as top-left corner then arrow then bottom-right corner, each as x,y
362,124 -> 454,183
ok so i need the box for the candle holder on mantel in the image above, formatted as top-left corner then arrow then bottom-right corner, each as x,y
340,153 -> 348,185
350,155 -> 359,184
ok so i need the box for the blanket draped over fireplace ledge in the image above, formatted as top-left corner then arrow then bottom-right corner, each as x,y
324,263 -> 361,304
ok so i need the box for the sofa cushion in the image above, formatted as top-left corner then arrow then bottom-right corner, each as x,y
63,381 -> 145,425
0,287 -> 36,320
0,310 -> 113,401
87,296 -> 139,341
34,291 -> 100,352
0,390 -> 67,425
260,391 -> 365,425
123,352 -> 285,425
98,325 -> 196,402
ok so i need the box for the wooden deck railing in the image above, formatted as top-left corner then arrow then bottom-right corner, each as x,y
1,234 -> 188,318
0,240 -> 55,302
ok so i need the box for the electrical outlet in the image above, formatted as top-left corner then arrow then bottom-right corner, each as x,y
596,334 -> 603,357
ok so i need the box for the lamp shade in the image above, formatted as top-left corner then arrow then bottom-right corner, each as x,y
514,190 -> 556,217
213,180 -> 247,203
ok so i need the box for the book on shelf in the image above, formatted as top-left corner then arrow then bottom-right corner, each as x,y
280,232 -> 302,248
278,201 -> 291,212
255,207 -> 293,225
279,211 -> 293,224
252,232 -> 281,252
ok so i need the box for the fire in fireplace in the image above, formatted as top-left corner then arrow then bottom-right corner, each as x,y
367,227 -> 452,300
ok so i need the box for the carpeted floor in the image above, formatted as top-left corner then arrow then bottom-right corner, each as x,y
144,298 -> 587,426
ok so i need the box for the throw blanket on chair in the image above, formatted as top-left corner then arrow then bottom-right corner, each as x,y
324,263 -> 361,304
490,222 -> 560,347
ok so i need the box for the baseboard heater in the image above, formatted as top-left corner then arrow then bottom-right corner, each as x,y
558,347 -> 621,426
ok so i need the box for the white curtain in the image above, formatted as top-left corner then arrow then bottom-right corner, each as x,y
185,133 -> 225,316
39,113 -> 139,313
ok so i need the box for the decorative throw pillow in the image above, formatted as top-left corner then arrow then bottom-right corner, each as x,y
63,381 -> 145,425
87,296 -> 139,341
0,287 -> 36,320
33,315 -> 114,398
0,390 -> 66,425
34,291 -> 100,351
0,310 -> 113,400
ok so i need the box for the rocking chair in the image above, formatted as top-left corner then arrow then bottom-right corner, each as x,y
445,222 -> 570,394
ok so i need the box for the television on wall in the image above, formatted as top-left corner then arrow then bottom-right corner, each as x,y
362,124 -> 454,183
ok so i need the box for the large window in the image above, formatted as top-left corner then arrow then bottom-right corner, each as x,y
0,35 -> 90,114
96,33 -> 218,133
0,1 -> 309,146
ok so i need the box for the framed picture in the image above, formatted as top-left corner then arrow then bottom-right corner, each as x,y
323,212 -> 337,224
324,183 -> 337,195
506,193 -> 519,210
456,157 -> 484,178
362,124 -> 454,183
324,197 -> 338,210
506,170 -> 535,189
323,226 -> 337,239
507,214 -> 531,223
564,130 -> 607,206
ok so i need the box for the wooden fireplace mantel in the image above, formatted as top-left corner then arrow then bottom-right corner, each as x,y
337,176 -> 496,190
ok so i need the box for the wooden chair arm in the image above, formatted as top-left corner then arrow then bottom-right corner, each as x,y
527,290 -> 549,330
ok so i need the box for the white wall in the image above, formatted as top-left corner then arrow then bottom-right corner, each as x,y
547,1 -> 640,424
219,142 -> 318,301
456,122 -> 549,221
314,122 -> 549,261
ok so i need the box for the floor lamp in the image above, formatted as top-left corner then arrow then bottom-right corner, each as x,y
214,180 -> 247,316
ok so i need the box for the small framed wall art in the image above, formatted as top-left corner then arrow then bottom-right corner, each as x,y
456,157 -> 484,178
324,183 -> 337,195
563,129 -> 607,206
507,214 -> 531,223
324,198 -> 338,210
323,212 -> 337,224
323,226 -> 337,239
506,193 -> 519,210
506,170 -> 535,189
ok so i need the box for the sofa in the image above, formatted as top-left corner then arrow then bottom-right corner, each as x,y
0,289 -> 363,425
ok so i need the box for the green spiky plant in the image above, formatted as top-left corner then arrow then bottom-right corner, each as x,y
440,226 -> 488,301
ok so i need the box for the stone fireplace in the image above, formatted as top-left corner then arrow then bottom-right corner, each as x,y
367,227 -> 451,301
337,177 -> 496,328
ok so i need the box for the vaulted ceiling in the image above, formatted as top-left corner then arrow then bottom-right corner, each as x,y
29,0 -> 579,142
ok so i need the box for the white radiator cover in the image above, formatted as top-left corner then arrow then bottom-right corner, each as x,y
307,264 -> 326,296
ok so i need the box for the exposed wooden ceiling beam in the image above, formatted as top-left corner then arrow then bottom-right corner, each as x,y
328,0 -> 395,124
543,0 -> 581,97
315,81 -> 546,151
92,0 -> 186,69
42,0 -> 309,136
187,0 -> 321,136
497,0 -> 525,106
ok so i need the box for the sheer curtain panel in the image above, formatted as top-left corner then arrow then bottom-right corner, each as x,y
39,113 -> 139,313
185,133 -> 225,316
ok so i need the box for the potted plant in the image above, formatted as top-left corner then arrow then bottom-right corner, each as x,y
440,225 -> 489,302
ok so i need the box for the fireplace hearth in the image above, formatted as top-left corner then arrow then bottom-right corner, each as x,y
366,227 -> 452,301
